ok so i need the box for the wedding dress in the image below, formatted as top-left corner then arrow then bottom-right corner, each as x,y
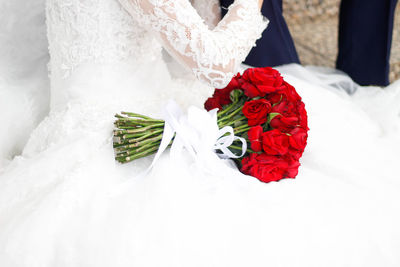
1,0 -> 400,266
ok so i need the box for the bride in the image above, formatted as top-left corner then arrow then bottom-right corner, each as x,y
1,0 -> 400,266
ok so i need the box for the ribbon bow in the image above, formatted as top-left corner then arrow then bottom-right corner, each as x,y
149,100 -> 247,170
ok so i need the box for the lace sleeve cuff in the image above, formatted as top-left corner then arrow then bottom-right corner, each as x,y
118,0 -> 269,89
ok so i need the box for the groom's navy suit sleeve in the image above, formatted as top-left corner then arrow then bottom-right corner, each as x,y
219,0 -> 300,67
336,0 -> 398,86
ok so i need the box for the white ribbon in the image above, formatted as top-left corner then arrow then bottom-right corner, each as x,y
110,100 -> 247,197
148,100 -> 247,170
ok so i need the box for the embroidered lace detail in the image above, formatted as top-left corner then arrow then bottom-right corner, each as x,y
46,0 -> 161,79
118,0 -> 268,88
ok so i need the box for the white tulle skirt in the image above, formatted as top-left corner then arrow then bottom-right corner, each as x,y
1,60 -> 400,266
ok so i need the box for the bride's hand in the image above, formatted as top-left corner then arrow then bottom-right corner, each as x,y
258,0 -> 264,9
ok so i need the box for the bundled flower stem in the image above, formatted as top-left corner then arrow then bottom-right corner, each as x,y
113,90 -> 250,164
113,113 -> 166,163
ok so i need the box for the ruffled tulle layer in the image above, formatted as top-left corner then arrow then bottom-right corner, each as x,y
1,63 -> 400,266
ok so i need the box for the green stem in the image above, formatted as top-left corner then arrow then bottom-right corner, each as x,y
219,115 -> 247,129
217,99 -> 239,118
125,134 -> 163,146
135,140 -> 162,153
233,128 -> 250,136
126,129 -> 163,143
117,118 -> 164,126
229,145 -> 254,154
116,146 -> 159,163
121,112 -> 164,122
233,123 -> 250,131
113,124 -> 138,130
118,124 -> 164,134
115,128 -> 163,137
116,141 -> 173,163
218,106 -> 241,124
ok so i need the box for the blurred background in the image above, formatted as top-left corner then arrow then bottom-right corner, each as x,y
283,0 -> 400,82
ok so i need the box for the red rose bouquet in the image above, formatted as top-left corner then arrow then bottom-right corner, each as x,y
114,67 -> 309,183
203,67 -> 308,182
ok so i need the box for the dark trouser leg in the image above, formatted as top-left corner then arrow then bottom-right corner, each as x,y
220,0 -> 300,67
336,0 -> 398,86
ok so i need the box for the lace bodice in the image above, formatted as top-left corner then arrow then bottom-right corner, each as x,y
46,0 -> 160,80
46,0 -> 268,88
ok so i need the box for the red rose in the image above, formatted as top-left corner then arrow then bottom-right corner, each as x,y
261,129 -> 289,155
289,127 -> 308,151
284,154 -> 301,178
204,96 -> 222,111
282,81 -> 301,102
241,82 -> 262,98
266,92 -> 284,105
212,75 -> 241,106
242,67 -> 283,87
241,153 -> 290,183
205,74 -> 243,111
269,115 -> 299,132
287,148 -> 303,161
269,97 -> 308,133
297,102 -> 309,130
247,126 -> 263,152
271,98 -> 288,114
212,90 -> 231,107
242,99 -> 272,126
242,67 -> 285,97
271,97 -> 298,116
224,73 -> 242,91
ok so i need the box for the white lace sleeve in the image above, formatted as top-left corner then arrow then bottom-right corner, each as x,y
118,0 -> 268,88
190,0 -> 221,29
